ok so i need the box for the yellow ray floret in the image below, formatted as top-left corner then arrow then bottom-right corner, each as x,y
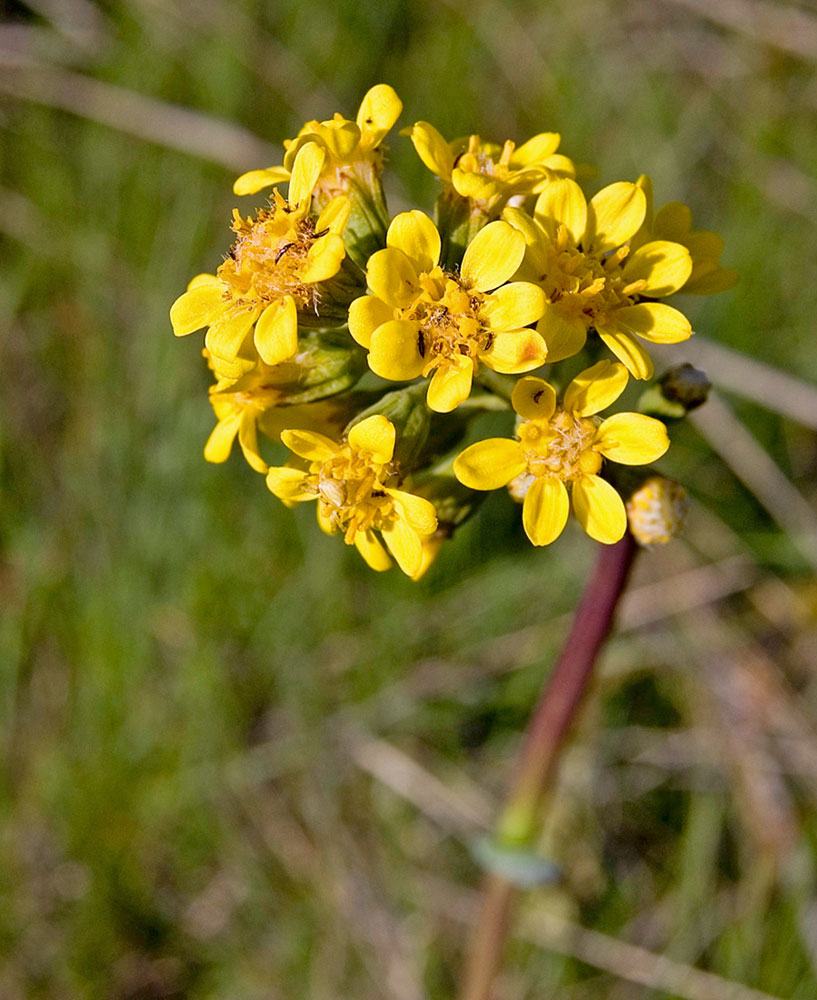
406,121 -> 576,213
348,211 -> 547,412
505,178 -> 695,380
233,84 -> 403,200
170,144 -> 349,377
453,361 -> 670,546
265,414 -> 438,577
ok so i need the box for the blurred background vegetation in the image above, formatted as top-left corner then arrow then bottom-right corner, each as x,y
2,0 -> 817,997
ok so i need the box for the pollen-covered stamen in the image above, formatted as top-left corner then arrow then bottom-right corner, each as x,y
519,409 -> 602,481
310,446 -> 400,544
401,270 -> 488,375
217,194 -> 325,310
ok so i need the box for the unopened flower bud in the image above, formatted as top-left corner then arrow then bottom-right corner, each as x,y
626,476 -> 688,546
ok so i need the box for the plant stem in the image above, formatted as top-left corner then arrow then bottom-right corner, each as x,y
458,532 -> 639,1000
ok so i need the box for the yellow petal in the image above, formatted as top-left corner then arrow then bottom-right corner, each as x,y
502,208 -> 550,278
533,177 -> 587,244
205,307 -> 257,362
170,283 -> 225,336
233,166 -> 290,196
537,305 -> 587,363
187,273 -> 221,291
684,263 -> 738,295
684,230 -> 725,260
426,354 -> 474,412
461,221 -> 525,292
280,428 -> 337,462
407,121 -> 455,179
288,142 -> 325,213
511,376 -> 556,421
368,320 -> 425,381
381,517 -> 423,577
366,248 -> 419,308
452,169 -> 498,202
522,476 -> 569,546
386,490 -> 438,536
316,195 -> 351,236
386,210 -> 441,274
237,409 -> 268,474
621,241 -> 692,297
254,297 -> 298,365
510,132 -> 561,166
454,438 -> 526,490
357,84 -> 402,149
612,303 -> 692,344
584,182 -> 646,253
572,475 -> 627,544
653,200 -> 692,241
480,282 -> 546,330
480,329 -> 547,374
563,360 -> 629,417
348,414 -> 395,464
204,412 -> 241,463
596,326 -> 654,380
354,529 -> 393,571
348,295 -> 393,348
265,466 -> 314,502
594,412 -> 670,465
301,232 -> 346,283
309,120 -> 360,160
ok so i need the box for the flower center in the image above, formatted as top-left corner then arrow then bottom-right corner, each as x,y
519,409 -> 602,481
310,446 -> 398,544
457,136 -> 515,182
540,225 -> 646,323
400,268 -> 487,376
217,194 -> 324,310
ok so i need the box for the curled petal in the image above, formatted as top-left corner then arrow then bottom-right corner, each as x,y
233,166 -> 290,197
386,490 -> 438,536
480,329 -> 547,374
536,306 -> 587,363
348,414 -> 395,464
563,360 -> 629,417
366,248 -> 420,309
426,354 -> 474,412
387,210 -> 441,274
368,320 -> 425,381
612,303 -> 692,344
348,295 -> 393,348
461,221 -> 525,292
533,177 -> 587,245
621,241 -> 692,297
596,326 -> 654,380
265,466 -> 315,502
594,413 -> 669,465
452,169 -> 497,202
288,142 -> 325,213
572,475 -> 627,544
301,232 -> 346,284
381,517 -> 423,577
584,182 -> 646,254
309,120 -> 360,160
522,476 -> 569,546
254,297 -> 298,366
237,408 -> 268,474
204,412 -> 241,464
511,132 -> 561,166
354,529 -> 393,571
480,282 -> 546,330
511,376 -> 557,421
280,428 -> 338,462
206,307 -> 258,362
170,283 -> 225,336
454,438 -> 526,490
316,195 -> 351,236
357,84 -> 403,149
407,121 -> 455,179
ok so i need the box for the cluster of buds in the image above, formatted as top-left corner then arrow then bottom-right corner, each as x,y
171,85 -> 735,578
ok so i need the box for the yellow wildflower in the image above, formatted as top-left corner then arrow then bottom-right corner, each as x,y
506,178 -> 694,380
348,211 -> 547,413
170,143 -> 350,377
634,175 -> 737,295
265,414 -> 438,576
626,476 -> 687,546
233,84 -> 402,201
406,121 -> 575,213
453,361 -> 670,545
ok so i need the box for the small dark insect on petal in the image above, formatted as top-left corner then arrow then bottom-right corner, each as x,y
533,389 -> 543,403
371,489 -> 386,497
484,333 -> 494,351
275,242 -> 295,263
313,228 -> 330,240
417,331 -> 426,358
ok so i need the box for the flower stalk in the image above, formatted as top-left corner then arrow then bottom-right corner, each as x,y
458,531 -> 639,1000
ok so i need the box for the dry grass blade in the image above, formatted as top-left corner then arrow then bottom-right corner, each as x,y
690,392 -> 817,571
0,62 -> 277,170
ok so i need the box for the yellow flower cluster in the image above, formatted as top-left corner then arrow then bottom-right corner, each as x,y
171,85 -> 734,576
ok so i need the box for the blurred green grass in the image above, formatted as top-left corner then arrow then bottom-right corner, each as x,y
2,1 -> 817,997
